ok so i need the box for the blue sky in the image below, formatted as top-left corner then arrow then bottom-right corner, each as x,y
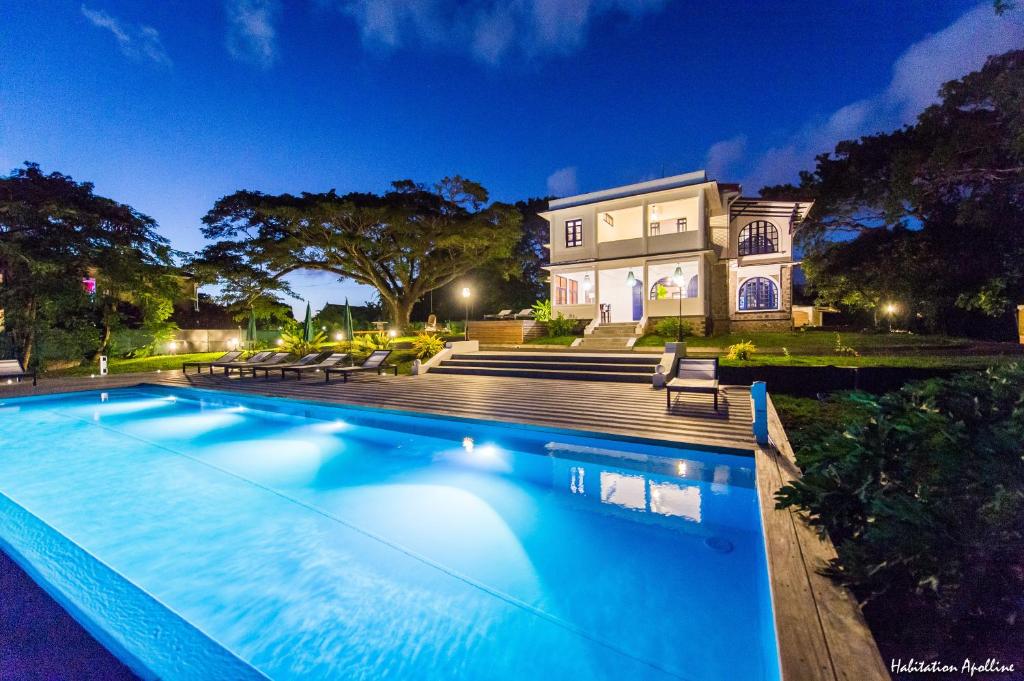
2,1 -> 1022,316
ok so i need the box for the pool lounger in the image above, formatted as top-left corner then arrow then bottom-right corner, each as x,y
323,350 -> 396,383
0,359 -> 36,386
181,351 -> 243,374
225,352 -> 293,377
278,353 -> 351,380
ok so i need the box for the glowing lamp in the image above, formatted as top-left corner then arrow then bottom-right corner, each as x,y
626,271 -> 636,287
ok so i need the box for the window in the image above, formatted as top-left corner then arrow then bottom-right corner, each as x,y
676,217 -> 687,233
649,275 -> 699,300
554,275 -> 581,305
738,220 -> 779,256
738,277 -> 778,311
565,219 -> 583,247
649,221 -> 660,235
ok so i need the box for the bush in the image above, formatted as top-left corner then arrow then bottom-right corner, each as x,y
546,312 -> 575,337
652,317 -> 692,339
411,333 -> 445,359
279,327 -> 330,357
35,326 -> 98,365
775,365 -> 1024,658
725,340 -> 757,360
350,332 -> 392,358
532,299 -> 552,323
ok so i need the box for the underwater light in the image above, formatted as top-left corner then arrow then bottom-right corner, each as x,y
462,437 -> 474,452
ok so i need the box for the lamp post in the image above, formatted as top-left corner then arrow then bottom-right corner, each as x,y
672,265 -> 685,342
462,287 -> 472,340
884,302 -> 897,332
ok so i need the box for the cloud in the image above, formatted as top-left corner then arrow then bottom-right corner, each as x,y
704,135 -> 746,179
81,5 -> 171,66
225,0 -> 279,68
546,166 -> 578,196
739,3 -> 1024,190
327,0 -> 667,65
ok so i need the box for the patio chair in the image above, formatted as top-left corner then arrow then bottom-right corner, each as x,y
0,359 -> 36,386
220,352 -> 290,376
483,309 -> 513,320
666,358 -> 720,411
209,351 -> 273,375
249,352 -> 325,380
279,352 -> 350,380
512,308 -> 534,319
424,314 -> 440,331
323,350 -> 397,383
182,350 -> 242,375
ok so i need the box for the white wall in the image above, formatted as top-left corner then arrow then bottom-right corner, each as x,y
598,267 -> 641,323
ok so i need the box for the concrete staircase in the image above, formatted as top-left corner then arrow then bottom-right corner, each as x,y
429,351 -> 659,383
576,322 -> 639,350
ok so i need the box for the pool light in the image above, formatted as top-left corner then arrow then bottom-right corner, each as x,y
462,436 -> 474,452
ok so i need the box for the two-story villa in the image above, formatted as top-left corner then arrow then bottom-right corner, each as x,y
540,170 -> 812,339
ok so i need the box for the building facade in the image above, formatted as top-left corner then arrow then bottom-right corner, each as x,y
540,170 -> 812,335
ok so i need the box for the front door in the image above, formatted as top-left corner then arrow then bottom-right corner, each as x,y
632,279 -> 643,321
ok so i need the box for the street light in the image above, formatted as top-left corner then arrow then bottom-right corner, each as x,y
884,302 -> 897,332
462,287 -> 472,340
672,265 -> 685,342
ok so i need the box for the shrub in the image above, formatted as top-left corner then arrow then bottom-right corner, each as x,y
833,333 -> 859,356
546,312 -> 575,337
725,340 -> 756,360
653,317 -> 692,339
279,327 -> 330,357
411,333 -> 445,359
532,299 -> 552,323
775,365 -> 1024,656
350,332 -> 392,358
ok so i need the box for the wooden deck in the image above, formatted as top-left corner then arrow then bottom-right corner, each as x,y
0,369 -> 886,680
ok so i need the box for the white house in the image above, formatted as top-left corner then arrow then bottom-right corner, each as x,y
540,170 -> 813,337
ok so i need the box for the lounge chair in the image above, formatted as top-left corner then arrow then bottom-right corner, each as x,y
220,352 -> 289,376
323,350 -> 396,383
0,359 -> 36,386
483,309 -> 513,320
279,352 -> 350,380
424,314 -> 440,332
248,352 -> 324,380
666,358 -> 720,411
512,308 -> 534,319
182,350 -> 242,375
209,350 -> 273,375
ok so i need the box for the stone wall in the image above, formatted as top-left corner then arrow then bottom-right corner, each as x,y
724,265 -> 794,333
646,315 -> 708,336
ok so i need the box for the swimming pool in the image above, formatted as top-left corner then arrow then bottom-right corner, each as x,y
0,385 -> 778,680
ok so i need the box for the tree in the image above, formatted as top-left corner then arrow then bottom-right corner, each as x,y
0,164 -> 175,366
198,176 -> 521,327
188,241 -> 295,324
789,50 -> 1024,337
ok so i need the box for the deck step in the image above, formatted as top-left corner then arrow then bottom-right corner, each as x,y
440,359 -> 654,373
429,365 -> 653,383
451,353 -> 656,365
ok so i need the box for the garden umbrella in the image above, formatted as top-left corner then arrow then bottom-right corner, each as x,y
343,298 -> 354,342
246,313 -> 257,349
302,302 -> 314,342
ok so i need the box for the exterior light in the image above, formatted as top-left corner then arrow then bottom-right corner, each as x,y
321,326 -> 326,331
388,329 -> 397,338
462,287 -> 471,298
626,271 -> 636,287
462,437 -> 474,452
90,374 -> 95,378
168,341 -> 177,350
581,274 -> 592,292
673,265 -> 684,286
677,461 -> 687,476
462,288 -> 472,341
275,338 -> 284,345
334,332 -> 343,341
228,338 -> 239,349
672,265 -> 686,342
885,303 -> 897,315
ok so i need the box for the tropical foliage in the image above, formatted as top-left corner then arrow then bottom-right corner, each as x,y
531,298 -> 553,322
775,365 -> 1024,659
545,312 -> 575,337
725,340 -> 757,360
279,326 -> 329,357
350,332 -> 392,357
411,333 -> 445,359
652,317 -> 692,339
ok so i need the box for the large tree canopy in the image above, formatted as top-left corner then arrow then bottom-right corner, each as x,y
780,49 -> 1024,336
196,176 -> 521,326
0,163 -> 176,365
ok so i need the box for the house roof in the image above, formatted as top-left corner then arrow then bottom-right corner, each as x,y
546,170 -> 708,211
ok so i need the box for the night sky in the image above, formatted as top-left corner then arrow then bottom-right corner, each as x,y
3,1 -> 1021,313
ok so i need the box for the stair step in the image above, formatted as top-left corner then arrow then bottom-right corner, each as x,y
429,366 -> 652,383
441,359 -> 654,373
453,353 -> 656,365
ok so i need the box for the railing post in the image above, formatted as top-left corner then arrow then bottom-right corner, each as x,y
751,381 -> 769,445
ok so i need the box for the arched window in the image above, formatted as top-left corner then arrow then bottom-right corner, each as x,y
738,277 -> 778,311
649,275 -> 699,300
738,220 -> 779,256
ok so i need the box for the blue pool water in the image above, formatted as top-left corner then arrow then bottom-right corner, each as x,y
0,386 -> 778,680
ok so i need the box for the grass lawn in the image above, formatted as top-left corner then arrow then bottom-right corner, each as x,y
46,352 -> 224,377
525,335 -> 579,346
691,329 -> 969,352
718,353 -> 1020,369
